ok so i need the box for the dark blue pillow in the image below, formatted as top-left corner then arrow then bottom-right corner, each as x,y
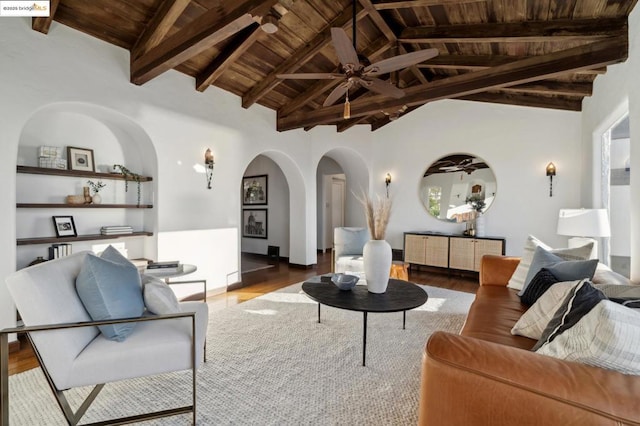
520,268 -> 559,306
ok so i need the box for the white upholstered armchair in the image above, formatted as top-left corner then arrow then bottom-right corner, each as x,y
0,251 -> 208,425
333,227 -> 369,274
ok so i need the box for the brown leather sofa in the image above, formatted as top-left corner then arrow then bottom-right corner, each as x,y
419,255 -> 640,425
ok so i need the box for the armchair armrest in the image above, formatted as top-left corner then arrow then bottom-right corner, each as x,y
479,255 -> 520,287
419,332 -> 640,425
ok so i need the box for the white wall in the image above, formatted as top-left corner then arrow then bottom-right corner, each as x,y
582,6 -> 640,280
0,16 -> 593,334
241,155 -> 290,257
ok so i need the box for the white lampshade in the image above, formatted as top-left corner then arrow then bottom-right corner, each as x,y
557,209 -> 611,238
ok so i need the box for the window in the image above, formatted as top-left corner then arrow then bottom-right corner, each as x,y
427,186 -> 441,218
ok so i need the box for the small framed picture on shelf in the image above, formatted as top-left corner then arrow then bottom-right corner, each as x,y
242,209 -> 268,239
67,146 -> 95,172
52,216 -> 77,238
242,174 -> 268,206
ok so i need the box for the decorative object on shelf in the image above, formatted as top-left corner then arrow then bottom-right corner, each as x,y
87,180 -> 106,204
67,146 -> 95,172
331,273 -> 359,291
65,195 -> 86,205
38,145 -> 66,169
242,174 -> 268,205
83,186 -> 92,204
242,209 -> 268,239
101,226 -> 134,235
205,149 -> 215,189
357,192 -> 392,294
28,256 -> 48,266
385,173 -> 392,198
49,243 -> 72,259
546,162 -> 556,197
113,164 -> 142,206
52,215 -> 77,238
557,209 -> 610,259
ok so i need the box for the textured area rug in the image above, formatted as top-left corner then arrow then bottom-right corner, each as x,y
9,283 -> 474,425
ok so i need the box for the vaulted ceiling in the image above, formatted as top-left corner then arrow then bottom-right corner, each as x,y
33,0 -> 637,132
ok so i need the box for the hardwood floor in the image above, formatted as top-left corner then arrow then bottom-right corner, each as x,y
8,252 -> 479,376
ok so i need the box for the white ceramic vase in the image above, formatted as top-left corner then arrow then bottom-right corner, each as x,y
475,214 -> 485,237
363,239 -> 392,294
92,193 -> 102,204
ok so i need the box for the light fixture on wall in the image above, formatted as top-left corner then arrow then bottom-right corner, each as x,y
546,162 -> 556,197
205,149 -> 215,189
557,208 -> 610,259
385,173 -> 392,198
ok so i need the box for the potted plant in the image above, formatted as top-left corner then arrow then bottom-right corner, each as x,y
357,192 -> 392,293
113,164 -> 142,206
86,180 -> 106,204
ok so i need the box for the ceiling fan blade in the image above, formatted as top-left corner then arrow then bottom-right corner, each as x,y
364,48 -> 439,76
362,78 -> 405,98
277,73 -> 344,80
323,82 -> 351,107
331,28 -> 360,68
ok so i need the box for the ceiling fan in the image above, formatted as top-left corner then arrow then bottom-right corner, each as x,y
276,1 -> 438,117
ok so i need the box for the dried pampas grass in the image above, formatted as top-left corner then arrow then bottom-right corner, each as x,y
356,191 -> 392,240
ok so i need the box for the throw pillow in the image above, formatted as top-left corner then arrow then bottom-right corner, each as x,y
519,246 -> 598,295
144,278 -> 180,315
76,253 -> 144,342
519,268 -> 559,306
511,280 -> 581,340
535,300 -> 640,375
592,262 -> 632,286
506,235 -> 593,291
533,280 -> 606,351
595,284 -> 640,299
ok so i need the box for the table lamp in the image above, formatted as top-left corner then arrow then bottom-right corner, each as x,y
557,209 -> 611,260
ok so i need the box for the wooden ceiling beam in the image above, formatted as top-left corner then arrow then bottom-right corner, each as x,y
418,55 -> 607,75
131,0 -> 191,61
277,36 -> 627,131
241,6 -> 367,109
374,0 -> 486,9
131,0 -> 279,85
459,93 -> 583,111
400,17 -> 627,43
501,81 -> 592,97
278,38 -> 393,117
32,0 -> 60,34
196,24 -> 262,92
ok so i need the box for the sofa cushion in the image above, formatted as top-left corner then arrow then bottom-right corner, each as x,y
76,252 -> 144,342
595,284 -> 640,299
511,280 -> 581,340
592,262 -> 632,286
533,280 -> 606,351
535,300 -> 640,375
506,235 -> 593,291
520,268 -> 558,306
520,246 -> 598,295
335,255 -> 365,274
144,278 -> 180,315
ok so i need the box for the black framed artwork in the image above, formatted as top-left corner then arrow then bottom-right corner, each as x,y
52,216 -> 77,237
242,175 -> 268,206
242,209 -> 268,239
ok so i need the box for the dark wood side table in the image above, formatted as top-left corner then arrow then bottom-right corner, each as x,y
301,277 -> 428,366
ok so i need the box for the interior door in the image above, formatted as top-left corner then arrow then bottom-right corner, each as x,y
330,177 -> 345,246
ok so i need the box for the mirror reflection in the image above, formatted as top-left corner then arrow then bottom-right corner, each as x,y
419,153 -> 496,223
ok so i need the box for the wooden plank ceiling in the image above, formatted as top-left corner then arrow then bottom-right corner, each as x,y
33,0 -> 637,132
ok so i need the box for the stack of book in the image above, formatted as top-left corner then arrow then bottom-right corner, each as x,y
146,260 -> 183,274
100,226 -> 133,235
49,243 -> 72,259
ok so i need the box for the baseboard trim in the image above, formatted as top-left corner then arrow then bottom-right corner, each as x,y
9,340 -> 20,353
288,263 -> 316,270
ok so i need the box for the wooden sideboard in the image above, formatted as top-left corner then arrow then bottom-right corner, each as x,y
404,232 -> 506,273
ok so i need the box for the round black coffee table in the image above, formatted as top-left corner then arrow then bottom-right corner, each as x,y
301,277 -> 428,366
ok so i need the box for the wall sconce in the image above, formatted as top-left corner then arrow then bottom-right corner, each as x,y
546,162 -> 556,197
205,149 -> 215,189
385,173 -> 392,198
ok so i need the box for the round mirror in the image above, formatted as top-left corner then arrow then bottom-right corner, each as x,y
419,153 -> 496,222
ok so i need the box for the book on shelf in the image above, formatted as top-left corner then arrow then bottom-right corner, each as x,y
101,230 -> 134,235
49,243 -> 72,260
147,260 -> 180,269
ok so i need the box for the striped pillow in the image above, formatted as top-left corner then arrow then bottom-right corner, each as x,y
535,300 -> 640,375
506,235 -> 593,291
